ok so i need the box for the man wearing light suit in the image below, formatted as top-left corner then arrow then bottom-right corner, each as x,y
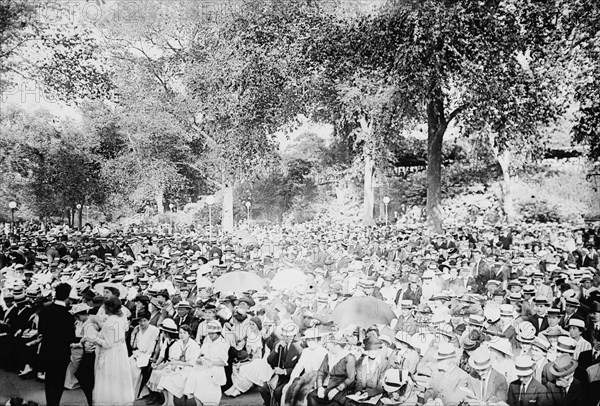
424,342 -> 473,405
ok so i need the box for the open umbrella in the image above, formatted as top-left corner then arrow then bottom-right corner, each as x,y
329,297 -> 396,329
213,271 -> 265,293
271,269 -> 307,291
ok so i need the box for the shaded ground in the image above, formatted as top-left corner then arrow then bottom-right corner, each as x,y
0,371 -> 263,406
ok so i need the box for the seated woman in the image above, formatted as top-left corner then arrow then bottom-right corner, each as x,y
375,369 -> 419,406
225,317 -> 273,397
156,325 -> 201,406
282,327 -> 329,406
346,336 -> 391,406
129,310 -> 160,400
145,318 -> 180,405
184,320 -> 230,406
306,333 -> 357,406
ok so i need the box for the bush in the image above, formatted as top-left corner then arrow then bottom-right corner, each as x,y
517,200 -> 563,223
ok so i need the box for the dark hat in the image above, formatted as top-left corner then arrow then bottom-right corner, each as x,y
134,294 -> 150,304
234,350 -> 252,364
92,295 -> 107,306
549,354 -> 578,377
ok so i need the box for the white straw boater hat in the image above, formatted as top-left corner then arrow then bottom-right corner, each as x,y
514,355 -> 535,376
468,348 -> 492,370
434,342 -> 456,360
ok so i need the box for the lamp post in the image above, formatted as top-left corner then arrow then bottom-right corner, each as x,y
8,201 -> 17,234
169,203 -> 174,234
76,204 -> 82,231
383,196 -> 390,227
245,201 -> 251,226
206,196 -> 215,241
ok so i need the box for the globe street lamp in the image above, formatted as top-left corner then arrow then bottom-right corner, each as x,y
76,204 -> 82,231
383,196 -> 391,227
206,196 -> 215,242
245,201 -> 251,226
8,201 -> 17,234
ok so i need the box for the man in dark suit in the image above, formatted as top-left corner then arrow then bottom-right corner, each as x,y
578,328 -> 600,375
259,323 -> 302,406
0,293 -> 18,370
173,300 -> 199,337
546,354 -> 583,406
39,283 -> 76,406
507,355 -> 551,406
528,297 -> 550,334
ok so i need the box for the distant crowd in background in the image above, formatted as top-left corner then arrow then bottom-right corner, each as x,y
1,217 -> 600,406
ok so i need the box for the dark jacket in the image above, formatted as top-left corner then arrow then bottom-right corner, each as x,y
267,339 -> 303,386
507,378 -> 551,406
39,302 -> 76,366
547,378 -> 583,406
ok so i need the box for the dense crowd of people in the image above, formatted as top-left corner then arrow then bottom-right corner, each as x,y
1,218 -> 600,406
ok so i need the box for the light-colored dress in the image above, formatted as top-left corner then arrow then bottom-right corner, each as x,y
184,335 -> 230,404
93,314 -> 135,405
157,339 -> 201,398
147,336 -> 177,392
129,324 -> 160,399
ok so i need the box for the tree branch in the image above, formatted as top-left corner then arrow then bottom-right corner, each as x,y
447,104 -> 467,124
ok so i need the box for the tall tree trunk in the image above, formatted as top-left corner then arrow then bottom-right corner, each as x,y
426,90 -> 447,233
378,185 -> 385,222
222,183 -> 234,234
362,154 -> 376,226
155,189 -> 164,214
78,206 -> 83,230
497,149 -> 516,223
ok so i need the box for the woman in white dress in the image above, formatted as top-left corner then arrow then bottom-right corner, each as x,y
225,317 -> 274,397
146,319 -> 180,396
84,297 -> 135,406
184,320 -> 230,406
129,310 -> 160,399
157,325 -> 201,406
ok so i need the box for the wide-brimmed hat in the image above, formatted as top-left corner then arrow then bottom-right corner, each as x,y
176,300 -> 192,309
500,304 -> 514,317
516,321 -> 536,343
70,303 -> 91,315
468,348 -> 492,370
301,327 -> 329,340
467,315 -> 485,327
565,298 -> 580,308
556,336 -> 576,354
531,337 -> 551,352
514,355 -> 535,376
568,317 -> 586,330
533,296 -> 549,306
488,338 -> 514,358
233,350 -> 253,364
382,368 -> 410,393
550,354 -> 578,377
434,342 -> 457,360
400,300 -> 414,309
159,318 -> 178,335
207,320 -> 222,333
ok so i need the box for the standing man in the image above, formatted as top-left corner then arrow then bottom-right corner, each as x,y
507,355 -> 551,406
39,283 -> 76,406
